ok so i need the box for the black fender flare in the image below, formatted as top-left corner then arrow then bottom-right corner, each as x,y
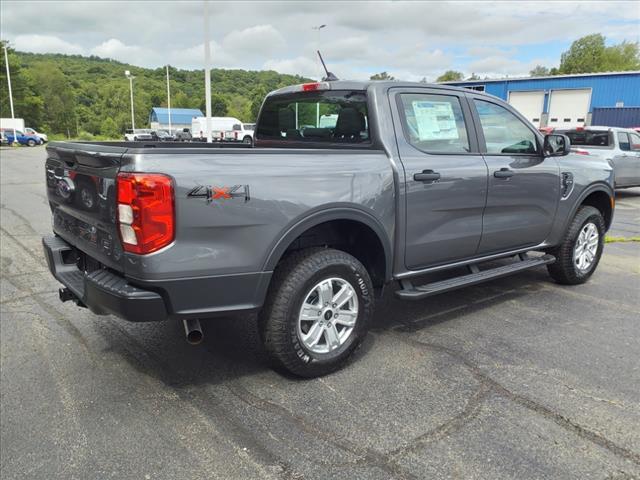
262,206 -> 393,281
565,182 -> 615,231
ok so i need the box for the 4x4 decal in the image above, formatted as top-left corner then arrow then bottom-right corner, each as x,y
187,184 -> 251,203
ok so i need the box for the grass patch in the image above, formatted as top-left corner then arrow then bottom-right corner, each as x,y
605,236 -> 640,243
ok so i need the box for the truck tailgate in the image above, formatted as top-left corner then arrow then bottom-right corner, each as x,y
45,142 -> 128,272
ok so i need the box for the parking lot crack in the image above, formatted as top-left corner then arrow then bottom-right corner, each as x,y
392,333 -> 640,467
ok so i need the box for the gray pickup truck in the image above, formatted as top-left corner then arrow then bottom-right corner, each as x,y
43,80 -> 615,377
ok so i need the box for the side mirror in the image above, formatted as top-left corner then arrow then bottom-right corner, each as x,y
543,134 -> 570,157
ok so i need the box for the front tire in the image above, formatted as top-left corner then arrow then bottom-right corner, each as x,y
260,248 -> 374,377
547,206 -> 605,285
27,139 -> 36,147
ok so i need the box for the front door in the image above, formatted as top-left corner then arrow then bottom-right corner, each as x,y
614,131 -> 640,187
470,97 -> 560,254
392,89 -> 488,269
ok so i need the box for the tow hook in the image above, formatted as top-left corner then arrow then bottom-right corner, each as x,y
183,318 -> 204,345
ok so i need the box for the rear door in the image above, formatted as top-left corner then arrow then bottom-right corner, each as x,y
391,88 -> 488,269
45,143 -> 126,271
468,95 -> 560,254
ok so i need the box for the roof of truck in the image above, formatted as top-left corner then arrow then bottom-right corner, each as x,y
268,80 -> 477,97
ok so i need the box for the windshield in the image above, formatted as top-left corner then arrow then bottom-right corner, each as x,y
256,90 -> 369,144
564,130 -> 611,148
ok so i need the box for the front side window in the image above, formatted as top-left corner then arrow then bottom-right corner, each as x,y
618,132 -> 630,151
398,93 -> 470,153
256,90 -> 369,144
474,100 -> 538,154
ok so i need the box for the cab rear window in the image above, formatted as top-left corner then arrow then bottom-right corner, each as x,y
256,90 -> 369,145
564,130 -> 611,147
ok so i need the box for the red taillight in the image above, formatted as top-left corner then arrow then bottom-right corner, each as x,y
234,131 -> 238,140
301,82 -> 329,92
116,173 -> 174,254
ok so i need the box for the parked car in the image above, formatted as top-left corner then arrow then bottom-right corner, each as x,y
24,127 -> 48,143
174,128 -> 192,142
43,80 -> 614,378
1,128 -> 42,146
563,126 -> 640,189
124,129 -> 153,141
151,130 -> 175,141
232,123 -> 255,144
0,130 -> 8,145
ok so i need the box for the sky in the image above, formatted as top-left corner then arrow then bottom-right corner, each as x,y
1,1 -> 639,81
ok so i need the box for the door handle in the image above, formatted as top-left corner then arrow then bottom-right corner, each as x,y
414,170 -> 441,182
494,168 -> 514,179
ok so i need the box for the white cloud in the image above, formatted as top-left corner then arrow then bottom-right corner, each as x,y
12,34 -> 83,55
223,25 -> 286,57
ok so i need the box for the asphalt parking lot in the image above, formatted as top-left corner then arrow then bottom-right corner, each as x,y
1,145 -> 639,480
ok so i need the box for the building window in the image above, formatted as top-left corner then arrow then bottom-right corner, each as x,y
465,85 -> 485,92
563,118 -> 571,122
550,118 -> 558,122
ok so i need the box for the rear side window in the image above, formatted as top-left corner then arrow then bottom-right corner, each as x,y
256,90 -> 369,144
474,100 -> 538,154
630,132 -> 640,151
564,130 -> 610,147
618,132 -> 630,151
398,93 -> 469,153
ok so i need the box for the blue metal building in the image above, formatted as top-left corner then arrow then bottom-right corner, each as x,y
443,71 -> 640,128
149,107 -> 204,131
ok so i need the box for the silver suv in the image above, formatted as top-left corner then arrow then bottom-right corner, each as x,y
563,126 -> 640,189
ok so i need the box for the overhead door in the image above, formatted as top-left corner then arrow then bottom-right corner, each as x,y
548,89 -> 591,129
508,91 -> 545,127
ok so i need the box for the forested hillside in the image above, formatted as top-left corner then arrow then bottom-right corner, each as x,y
0,44 -> 311,138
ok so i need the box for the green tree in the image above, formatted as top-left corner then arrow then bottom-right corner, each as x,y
0,41 -> 44,128
31,62 -> 76,134
249,87 -> 267,121
100,117 -> 120,138
559,34 -> 607,74
370,71 -> 395,81
436,70 -> 464,82
602,40 -> 640,71
529,65 -> 551,77
466,73 -> 480,81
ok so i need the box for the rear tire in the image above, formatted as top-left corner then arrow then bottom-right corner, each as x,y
243,136 -> 252,145
547,206 -> 605,285
260,248 -> 374,377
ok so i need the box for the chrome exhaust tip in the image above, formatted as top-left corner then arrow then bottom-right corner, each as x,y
183,318 -> 203,345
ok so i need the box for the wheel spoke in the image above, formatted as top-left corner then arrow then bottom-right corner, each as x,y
325,324 -> 340,348
303,321 -> 324,347
300,306 -> 321,322
332,285 -> 353,309
319,281 -> 333,306
335,311 -> 357,327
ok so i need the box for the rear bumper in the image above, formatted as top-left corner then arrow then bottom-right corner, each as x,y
42,235 -> 272,322
43,235 -> 168,322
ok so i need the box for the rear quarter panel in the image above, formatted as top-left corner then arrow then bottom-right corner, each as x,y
120,149 -> 395,281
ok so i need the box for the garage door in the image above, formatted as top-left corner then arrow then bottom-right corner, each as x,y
508,91 -> 545,127
548,89 -> 591,129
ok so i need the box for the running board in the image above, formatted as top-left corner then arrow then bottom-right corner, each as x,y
396,254 -> 555,300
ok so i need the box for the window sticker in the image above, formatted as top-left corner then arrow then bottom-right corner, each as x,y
412,101 -> 459,140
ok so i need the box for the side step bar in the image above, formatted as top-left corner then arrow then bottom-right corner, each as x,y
396,254 -> 555,300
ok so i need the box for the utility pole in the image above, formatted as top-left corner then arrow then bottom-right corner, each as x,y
203,0 -> 212,143
3,44 -> 17,144
166,65 -> 172,134
125,70 -> 136,130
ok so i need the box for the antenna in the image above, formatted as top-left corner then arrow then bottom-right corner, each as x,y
317,50 -> 339,81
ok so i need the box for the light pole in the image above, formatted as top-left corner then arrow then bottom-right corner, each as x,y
166,65 -> 172,134
203,0 -> 212,143
3,44 -> 17,144
125,70 -> 135,131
